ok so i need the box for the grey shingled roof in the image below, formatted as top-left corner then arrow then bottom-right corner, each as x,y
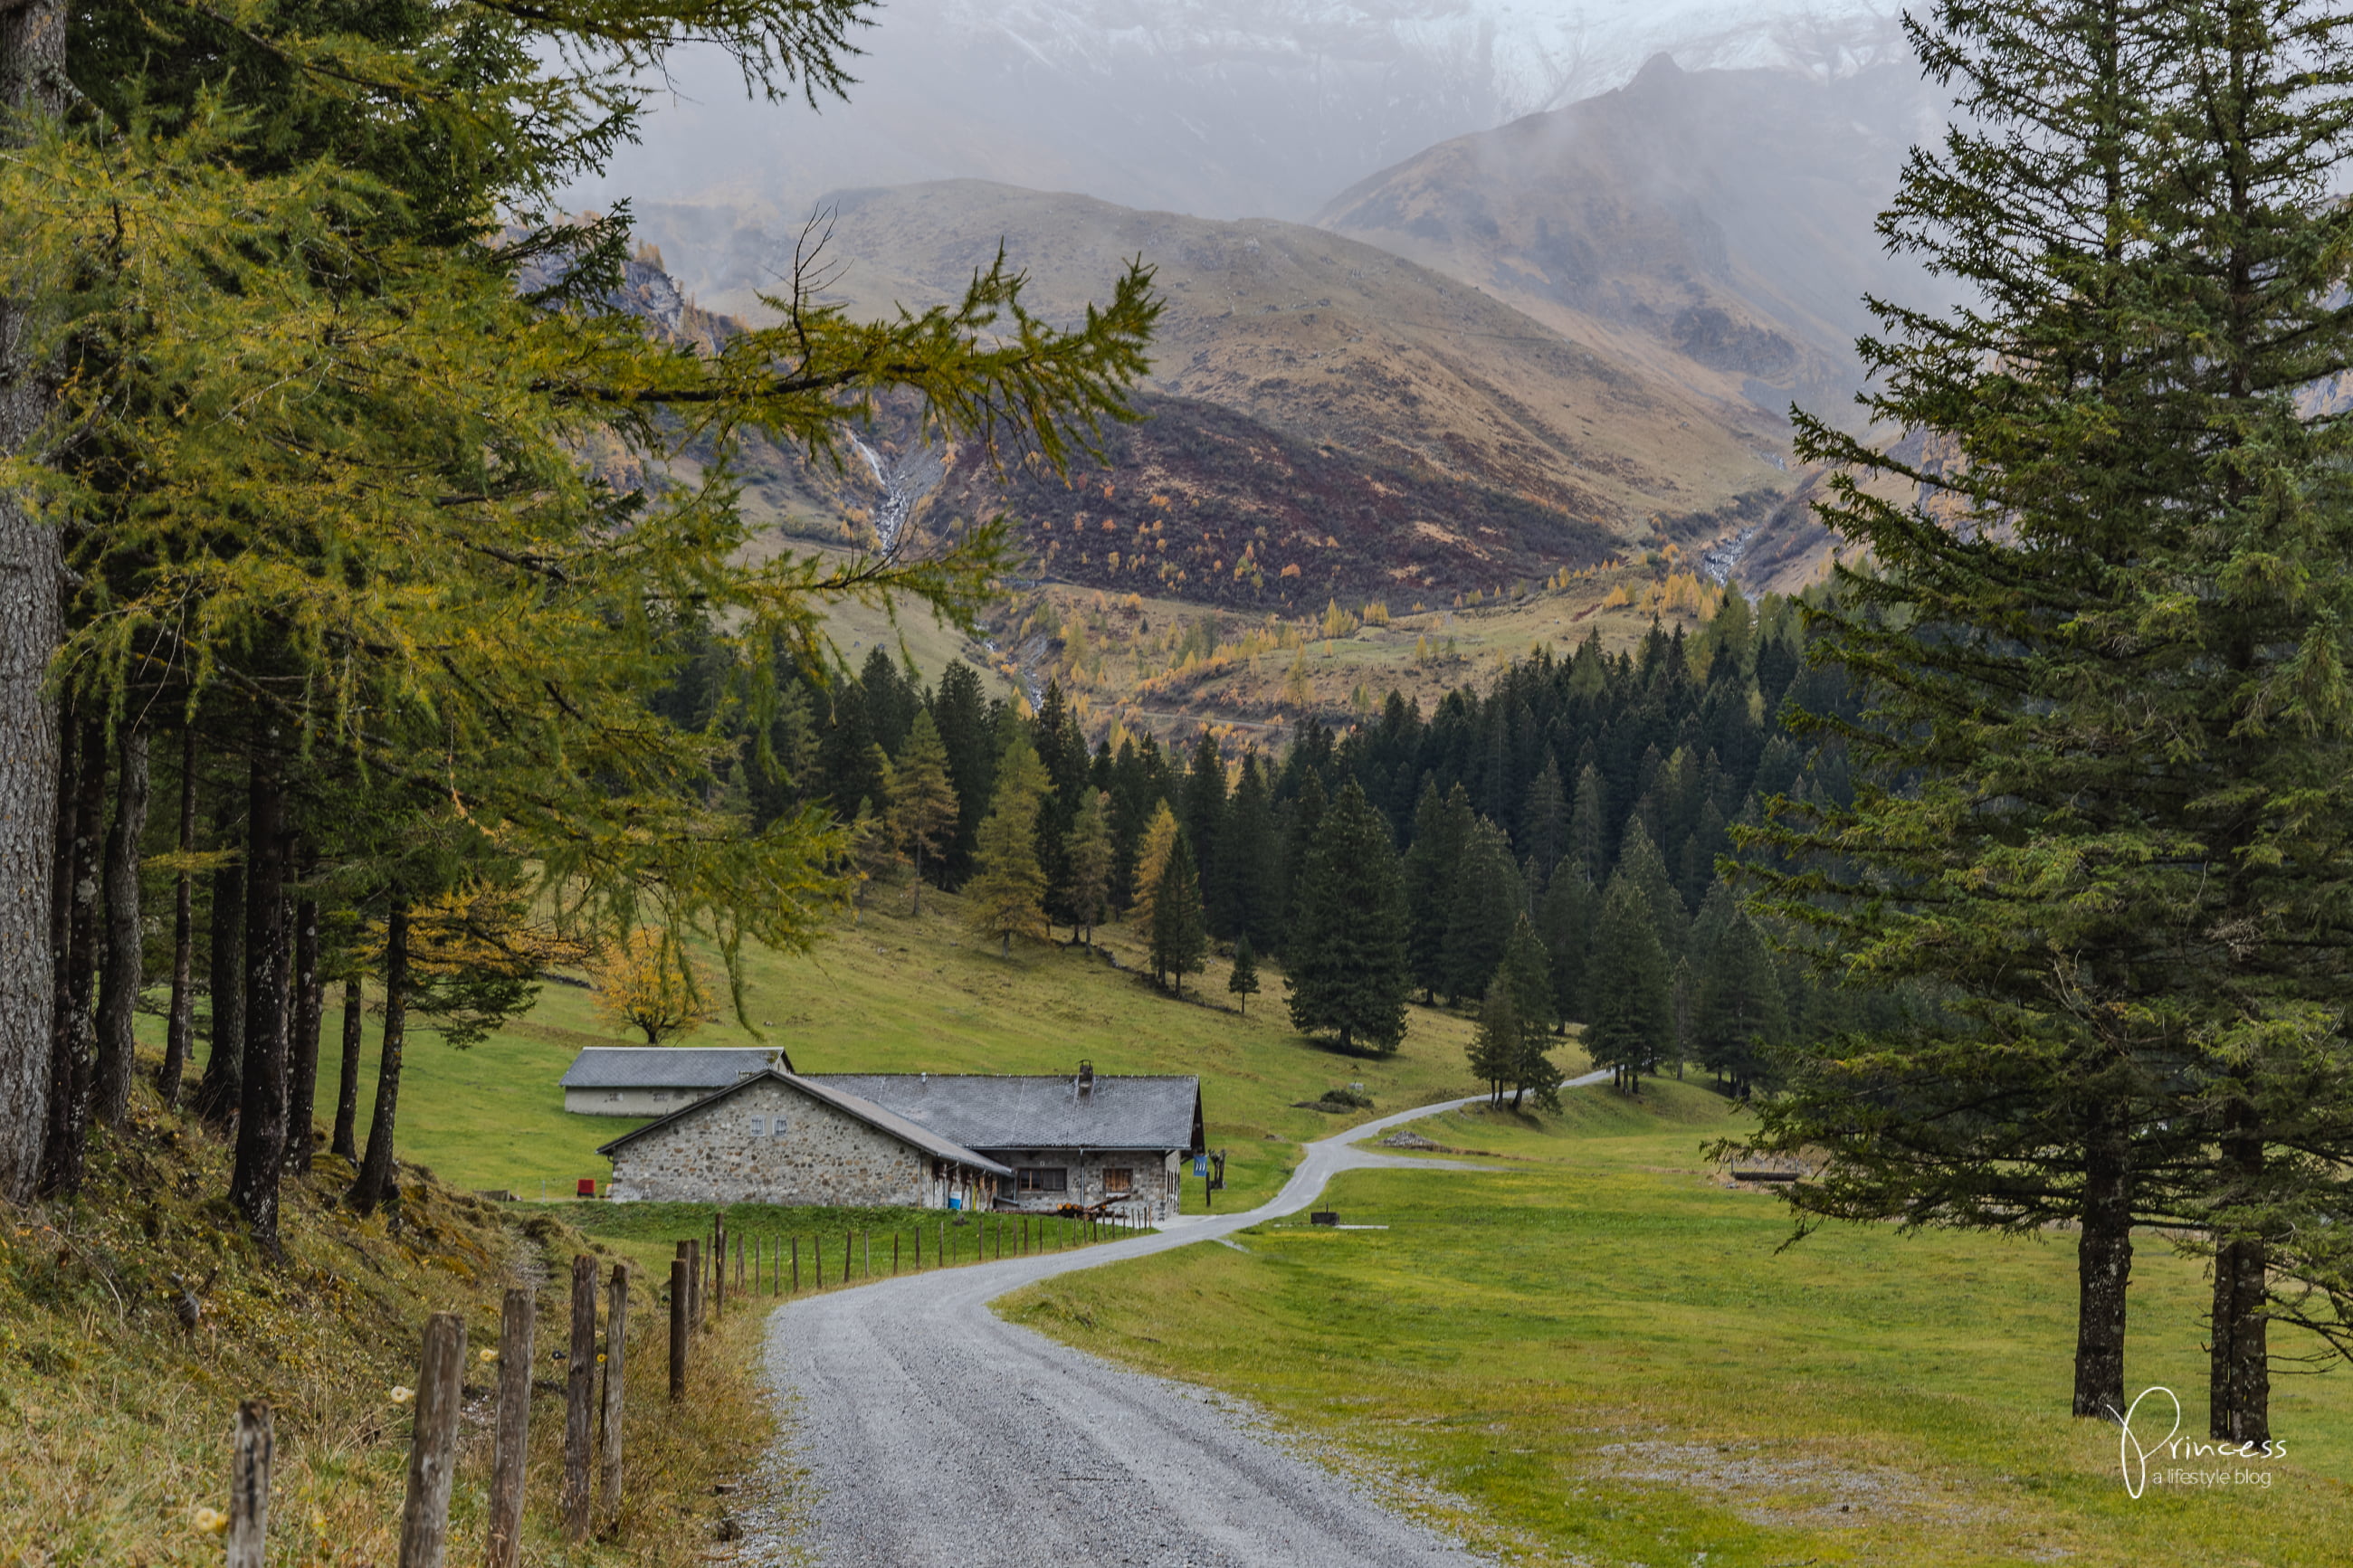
806,1073 -> 1202,1154
560,1046 -> 795,1089
595,1069 -> 1010,1175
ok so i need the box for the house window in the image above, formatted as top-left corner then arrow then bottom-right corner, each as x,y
748,1117 -> 766,1136
605,1092 -> 620,1103
1103,1167 -> 1133,1193
1017,1167 -> 1068,1193
653,1091 -> 671,1102
773,1117 -> 787,1137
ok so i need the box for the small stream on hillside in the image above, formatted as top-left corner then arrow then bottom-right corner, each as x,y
847,432 -> 947,555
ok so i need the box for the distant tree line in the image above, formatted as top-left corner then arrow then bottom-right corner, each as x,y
744,590 -> 1867,1097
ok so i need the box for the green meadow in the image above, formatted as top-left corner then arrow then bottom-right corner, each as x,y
258,882 -> 1488,1209
1001,1079 -> 2353,1568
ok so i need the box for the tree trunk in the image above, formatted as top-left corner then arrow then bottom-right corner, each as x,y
348,899 -> 408,1214
191,814 -> 246,1125
158,721 -> 198,1107
37,720 -> 79,1183
285,893 -> 321,1175
41,714 -> 105,1194
2073,1124 -> 2134,1421
229,746 -> 290,1247
0,0 -> 70,1206
2209,1101 -> 2269,1442
330,973 -> 363,1162
93,719 -> 149,1125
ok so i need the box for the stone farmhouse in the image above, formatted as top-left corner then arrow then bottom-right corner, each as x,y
585,1056 -> 1203,1221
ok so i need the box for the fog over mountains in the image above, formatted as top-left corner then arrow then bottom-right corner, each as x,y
590,0 -> 1946,585
584,0 -> 1908,226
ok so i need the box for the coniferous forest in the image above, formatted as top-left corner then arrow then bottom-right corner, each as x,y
733,590 -> 1872,1102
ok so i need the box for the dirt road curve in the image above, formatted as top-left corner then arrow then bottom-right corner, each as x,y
763,1080 -> 1605,1567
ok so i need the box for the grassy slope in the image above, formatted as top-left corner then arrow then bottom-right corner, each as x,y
294,883 -> 1495,1211
1000,1079 -> 2353,1568
2,1084 -> 776,1564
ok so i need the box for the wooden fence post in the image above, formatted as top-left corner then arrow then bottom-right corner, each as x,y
914,1224 -> 922,1269
226,1399 -> 272,1568
862,1229 -> 870,1278
843,1231 -> 852,1282
712,1215 -> 726,1319
562,1254 -> 596,1541
668,1257 -> 689,1402
689,1239 -> 703,1330
814,1233 -> 824,1288
598,1263 -> 629,1523
486,1288 -> 534,1568
396,1312 -> 464,1568
791,1235 -> 801,1293
893,1232 -> 900,1274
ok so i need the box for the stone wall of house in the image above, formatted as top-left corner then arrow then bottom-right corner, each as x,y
606,1078 -> 951,1207
990,1148 -> 1186,1221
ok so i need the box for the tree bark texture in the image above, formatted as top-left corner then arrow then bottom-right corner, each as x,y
348,898 -> 407,1213
0,0 -> 70,1206
2073,1126 -> 2134,1421
285,892 -> 321,1174
331,972 -> 363,1161
42,714 -> 104,1194
191,815 -> 245,1125
37,723 -> 78,1187
158,721 -> 197,1107
93,718 -> 148,1125
230,745 -> 290,1245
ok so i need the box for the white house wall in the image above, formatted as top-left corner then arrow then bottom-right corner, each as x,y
565,1087 -> 721,1117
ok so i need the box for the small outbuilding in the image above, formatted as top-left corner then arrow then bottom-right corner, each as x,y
596,1068 -> 1008,1209
560,1046 -> 793,1117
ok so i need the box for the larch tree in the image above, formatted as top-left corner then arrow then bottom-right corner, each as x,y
0,0 -> 1162,1221
1129,802 -> 1181,936
1064,787 -> 1115,945
888,711 -> 959,913
966,735 -> 1053,955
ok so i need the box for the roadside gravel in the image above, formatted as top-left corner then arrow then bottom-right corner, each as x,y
757,1081 -> 1606,1567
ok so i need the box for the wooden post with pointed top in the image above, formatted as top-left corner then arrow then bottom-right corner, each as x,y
226,1399 -> 272,1568
486,1288 -> 534,1568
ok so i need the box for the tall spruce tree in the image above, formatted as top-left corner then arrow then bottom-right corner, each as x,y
1222,754 -> 1278,947
1740,0 -> 2353,1429
1586,873 -> 1672,1093
1438,817 -> 1522,1004
1150,832 -> 1208,995
1401,780 -> 1471,1001
1694,911 -> 1785,1100
1498,914 -> 1562,1111
1286,781 -> 1411,1053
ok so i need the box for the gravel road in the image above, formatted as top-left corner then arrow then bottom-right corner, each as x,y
762,1080 -> 1606,1567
